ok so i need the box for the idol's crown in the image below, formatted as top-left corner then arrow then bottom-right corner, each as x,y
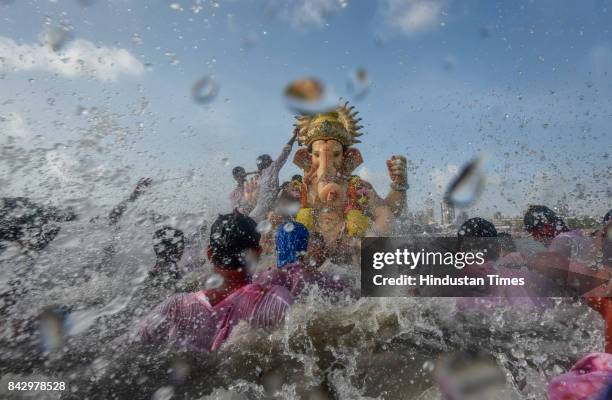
294,102 -> 364,147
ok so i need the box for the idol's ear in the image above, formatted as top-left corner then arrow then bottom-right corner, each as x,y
342,147 -> 363,174
293,147 -> 312,171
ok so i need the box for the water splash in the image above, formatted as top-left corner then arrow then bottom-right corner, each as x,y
68,292 -> 134,335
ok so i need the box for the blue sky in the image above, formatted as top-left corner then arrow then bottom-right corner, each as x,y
0,0 -> 610,220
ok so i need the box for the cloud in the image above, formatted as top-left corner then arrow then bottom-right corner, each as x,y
274,0 -> 343,30
383,0 -> 446,35
0,35 -> 144,81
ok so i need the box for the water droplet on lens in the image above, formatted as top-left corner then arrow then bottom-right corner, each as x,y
131,33 -> 143,45
285,202 -> 301,217
511,347 -> 525,359
191,76 -> 219,104
38,306 -> 69,352
205,274 -> 224,290
283,222 -> 294,232
444,157 -> 485,208
45,25 -> 74,52
285,78 -> 323,101
422,360 -> 435,372
256,220 -> 272,233
171,357 -> 191,383
261,369 -> 284,396
346,67 -> 369,100
76,106 -> 89,116
152,386 -> 174,400
283,77 -> 335,114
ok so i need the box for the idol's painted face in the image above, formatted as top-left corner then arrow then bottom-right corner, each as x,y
309,140 -> 345,208
311,139 -> 344,184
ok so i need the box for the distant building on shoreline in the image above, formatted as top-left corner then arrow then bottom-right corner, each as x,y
440,201 -> 455,226
492,211 -> 523,233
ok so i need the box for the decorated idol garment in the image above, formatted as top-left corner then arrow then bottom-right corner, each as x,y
290,102 -> 407,260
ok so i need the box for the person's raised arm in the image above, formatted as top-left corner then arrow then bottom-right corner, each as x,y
271,129 -> 298,176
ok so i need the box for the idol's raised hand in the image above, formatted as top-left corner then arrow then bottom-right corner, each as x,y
386,155 -> 408,191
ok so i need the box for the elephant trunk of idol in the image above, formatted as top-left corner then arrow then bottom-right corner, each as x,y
310,146 -> 346,209
315,179 -> 345,208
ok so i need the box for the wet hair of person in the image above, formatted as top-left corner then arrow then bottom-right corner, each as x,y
603,209 -> 612,225
458,217 -> 498,238
153,226 -> 185,263
232,166 -> 247,182
209,210 -> 260,269
523,205 -> 568,235
256,154 -> 272,172
457,217 -> 500,261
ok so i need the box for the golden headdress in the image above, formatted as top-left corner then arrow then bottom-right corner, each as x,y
294,102 -> 363,147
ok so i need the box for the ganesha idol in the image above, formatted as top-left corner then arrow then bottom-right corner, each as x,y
292,102 -> 408,263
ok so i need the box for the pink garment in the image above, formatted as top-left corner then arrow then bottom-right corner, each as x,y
455,259 -> 554,312
550,229 -> 595,264
548,352 -> 612,400
136,283 -> 293,351
136,291 -> 218,351
211,283 -> 293,350
255,261 -> 349,298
